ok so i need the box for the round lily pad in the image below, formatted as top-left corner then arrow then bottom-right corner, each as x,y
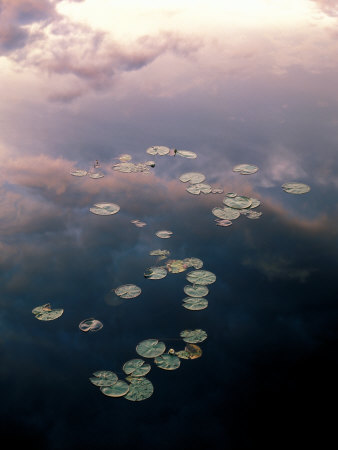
89,172 -> 104,179
245,211 -> 262,219
156,230 -> 173,239
114,284 -> 141,299
183,297 -> 208,311
124,377 -> 154,402
136,339 -> 166,358
119,154 -> 132,162
249,198 -> 261,208
180,329 -> 208,344
212,207 -> 240,220
131,219 -> 147,227
144,267 -> 167,280
183,257 -> 203,269
33,304 -> 64,321
179,172 -> 206,184
123,359 -> 151,377
90,203 -> 120,215
225,192 -> 237,198
183,284 -> 209,297
101,380 -> 129,397
215,219 -> 232,227
186,270 -> 216,286
154,353 -> 181,371
282,182 -> 311,194
146,146 -> 169,156
32,303 -> 51,315
223,196 -> 252,209
175,350 -> 190,359
233,164 -> 258,175
177,150 -> 197,159
166,260 -> 187,273
185,344 -> 203,359
90,370 -> 118,387
186,183 -> 212,195
70,169 -> 87,177
79,318 -> 103,332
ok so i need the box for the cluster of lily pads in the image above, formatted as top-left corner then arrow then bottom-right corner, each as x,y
179,172 -> 223,195
212,192 -> 262,227
90,330 -> 207,401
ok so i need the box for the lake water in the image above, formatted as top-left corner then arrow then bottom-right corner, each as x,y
1,1 -> 338,449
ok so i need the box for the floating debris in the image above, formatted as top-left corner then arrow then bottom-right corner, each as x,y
154,353 -> 181,371
155,230 -> 173,239
176,150 -> 197,159
144,267 -> 167,280
79,318 -> 103,332
186,270 -> 216,285
70,169 -> 87,177
124,377 -> 154,401
90,203 -> 120,215
282,182 -> 311,194
233,164 -> 258,175
114,284 -> 141,299
89,371 -> 118,387
131,219 -> 147,227
136,339 -> 166,358
32,303 -> 64,321
186,183 -> 212,195
101,381 -> 129,397
183,284 -> 209,297
179,172 -> 206,184
123,359 -> 151,377
182,297 -> 208,311
180,329 -> 208,344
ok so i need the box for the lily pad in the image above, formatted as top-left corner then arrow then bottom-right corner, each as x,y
90,203 -> 120,215
101,380 -> 129,397
123,359 -> 151,377
223,196 -> 252,209
154,353 -> 181,371
233,164 -> 258,175
282,182 -> 311,194
215,219 -> 232,227
211,188 -> 224,194
182,297 -> 208,311
79,318 -> 103,332
146,146 -> 169,156
136,339 -> 166,358
149,249 -> 170,257
89,172 -> 104,179
175,350 -> 191,359
90,370 -> 118,387
225,192 -> 237,198
186,183 -> 212,195
131,219 -> 147,227
144,267 -> 167,280
212,207 -> 240,220
183,284 -> 209,297
179,172 -> 206,184
185,344 -> 203,359
119,154 -> 132,162
124,377 -> 154,401
249,198 -> 261,208
186,270 -> 216,286
156,230 -> 173,239
245,211 -> 262,219
177,150 -> 197,159
180,329 -> 208,344
70,169 -> 87,177
183,257 -> 203,269
114,284 -> 141,299
166,260 -> 187,273
32,303 -> 64,321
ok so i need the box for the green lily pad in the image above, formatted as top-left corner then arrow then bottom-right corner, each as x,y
154,353 -> 181,371
175,350 -> 190,359
233,164 -> 258,174
179,172 -> 206,184
70,169 -> 87,177
282,182 -> 311,194
176,150 -> 197,159
212,207 -> 240,220
180,329 -> 207,344
79,318 -> 103,332
32,303 -> 51,315
186,183 -> 212,195
166,260 -> 187,273
90,203 -> 120,215
144,267 -> 167,280
223,196 -> 252,209
114,284 -> 141,299
156,230 -> 173,239
183,284 -> 209,297
136,339 -> 166,358
182,297 -> 208,311
32,303 -> 64,321
249,198 -> 261,208
183,257 -> 203,269
90,370 -> 118,387
124,377 -> 154,401
101,380 -> 129,397
186,270 -> 216,285
146,146 -> 169,156
215,219 -> 232,227
123,359 -> 151,377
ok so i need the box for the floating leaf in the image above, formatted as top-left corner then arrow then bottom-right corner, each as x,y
136,339 -> 166,358
183,284 -> 209,297
215,219 -> 232,227
101,380 -> 129,397
212,207 -> 240,220
179,172 -> 206,184
144,267 -> 167,280
124,377 -> 154,401
90,370 -> 118,387
123,359 -> 151,377
233,164 -> 258,175
180,329 -> 207,344
245,211 -> 262,219
114,284 -> 141,299
186,183 -> 212,195
166,260 -> 187,273
119,154 -> 132,162
156,230 -> 173,239
70,169 -> 87,177
211,188 -> 224,194
182,297 -> 208,311
175,350 -> 190,359
154,353 -> 181,371
146,146 -> 169,156
89,172 -> 104,179
249,198 -> 261,208
32,303 -> 64,321
223,196 -> 252,209
32,303 -> 51,315
183,257 -> 203,269
186,270 -> 216,285
79,318 -> 103,332
176,150 -> 197,159
90,203 -> 120,215
185,344 -> 203,359
149,249 -> 170,257
225,192 -> 237,198
282,182 -> 311,194
131,219 -> 147,227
